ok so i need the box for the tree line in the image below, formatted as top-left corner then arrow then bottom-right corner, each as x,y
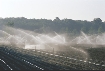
0,17 -> 105,36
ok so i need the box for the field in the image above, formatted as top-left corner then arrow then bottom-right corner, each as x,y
0,27 -> 105,70
0,44 -> 105,70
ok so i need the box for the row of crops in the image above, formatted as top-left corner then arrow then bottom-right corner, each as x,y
0,45 -> 105,70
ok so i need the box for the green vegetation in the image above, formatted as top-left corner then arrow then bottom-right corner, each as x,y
87,47 -> 105,61
0,17 -> 105,35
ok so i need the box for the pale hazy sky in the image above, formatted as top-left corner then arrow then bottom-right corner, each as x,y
0,0 -> 105,21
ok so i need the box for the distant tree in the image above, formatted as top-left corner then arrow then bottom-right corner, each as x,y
88,26 -> 96,34
81,26 -> 87,33
93,18 -> 102,24
55,17 -> 60,20
0,17 -> 105,35
7,21 -> 14,27
98,26 -> 104,34
53,17 -> 60,21
72,29 -> 78,35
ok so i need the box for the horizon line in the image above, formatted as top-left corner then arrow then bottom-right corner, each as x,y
0,16 -> 103,22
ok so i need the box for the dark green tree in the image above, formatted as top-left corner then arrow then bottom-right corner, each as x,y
81,26 -> 87,33
98,26 -> 104,34
93,18 -> 102,24
7,21 -> 14,27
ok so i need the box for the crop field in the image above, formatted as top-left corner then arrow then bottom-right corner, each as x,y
0,45 -> 105,70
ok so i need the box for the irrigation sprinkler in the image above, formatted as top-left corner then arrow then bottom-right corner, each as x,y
24,40 -> 25,49
48,46 -> 54,56
35,46 -> 36,52
53,47 -> 54,55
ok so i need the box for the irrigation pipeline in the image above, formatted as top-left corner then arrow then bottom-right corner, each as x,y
0,59 -> 13,70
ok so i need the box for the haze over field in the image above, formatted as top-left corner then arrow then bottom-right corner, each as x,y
0,26 -> 104,60
0,26 -> 105,48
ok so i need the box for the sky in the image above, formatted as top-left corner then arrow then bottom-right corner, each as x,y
0,0 -> 105,21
